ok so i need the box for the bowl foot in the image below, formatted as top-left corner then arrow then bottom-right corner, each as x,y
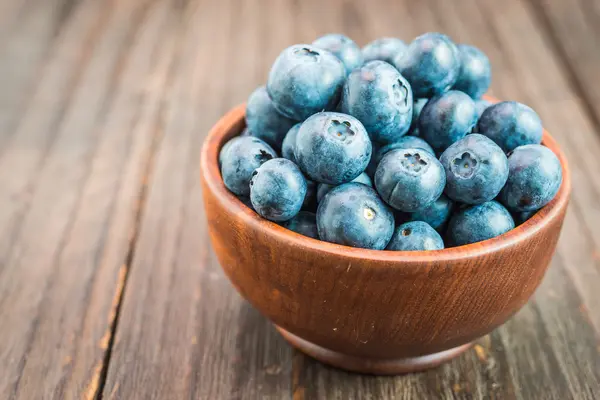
276,326 -> 472,375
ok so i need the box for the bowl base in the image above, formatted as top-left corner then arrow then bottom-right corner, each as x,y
276,326 -> 473,375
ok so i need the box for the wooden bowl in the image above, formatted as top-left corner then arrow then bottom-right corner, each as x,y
200,103 -> 571,375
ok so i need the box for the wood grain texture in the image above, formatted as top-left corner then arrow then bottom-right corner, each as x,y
525,0 -> 600,133
0,0 -> 72,148
0,0 -> 599,398
0,0 -> 176,398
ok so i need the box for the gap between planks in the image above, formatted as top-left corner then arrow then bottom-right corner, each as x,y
93,2 -> 185,399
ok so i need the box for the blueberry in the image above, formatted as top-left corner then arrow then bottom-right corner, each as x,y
250,158 -> 307,221
471,99 -> 492,134
312,33 -> 363,74
316,172 -> 372,203
452,45 -> 491,99
240,127 -> 252,136
513,210 -> 536,225
474,99 -> 491,120
295,112 -> 372,184
340,61 -> 413,143
409,98 -> 428,136
393,210 -> 411,226
317,183 -> 394,249
418,90 -> 477,153
303,178 -> 318,211
408,194 -> 454,232
367,135 -> 435,177
375,148 -> 446,212
446,200 -> 514,246
246,86 -> 298,150
477,101 -> 543,153
219,136 -> 241,167
499,144 -> 562,212
440,134 -> 508,204
378,136 -> 435,160
221,136 -> 277,196
362,37 -> 407,65
393,33 -> 460,98
267,44 -> 346,120
365,141 -> 382,177
281,123 -> 302,163
282,211 -> 319,239
386,221 -> 444,251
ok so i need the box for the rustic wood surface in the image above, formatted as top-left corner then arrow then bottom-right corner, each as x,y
0,0 -> 598,398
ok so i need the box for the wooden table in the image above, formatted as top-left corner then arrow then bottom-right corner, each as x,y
1,0 -> 599,398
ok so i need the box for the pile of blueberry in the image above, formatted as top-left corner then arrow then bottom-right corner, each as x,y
219,33 -> 563,251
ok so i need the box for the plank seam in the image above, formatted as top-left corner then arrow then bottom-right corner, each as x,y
5,1 -> 118,397
94,3 -> 185,398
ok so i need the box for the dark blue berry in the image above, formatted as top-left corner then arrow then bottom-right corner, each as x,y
386,221 -> 444,251
250,158 -> 307,221
409,98 -> 428,136
513,210 -> 536,225
246,86 -> 297,150
316,172 -> 372,203
282,211 -> 319,239
375,148 -> 446,212
393,33 -> 460,98
440,134 -> 508,204
221,136 -> 277,196
219,136 -> 241,168
446,201 -> 515,246
340,61 -> 413,143
303,178 -> 318,211
317,183 -> 394,249
475,99 -> 491,119
408,194 -> 454,232
367,136 -> 435,177
295,112 -> 372,184
267,44 -> 345,120
477,101 -> 543,153
281,123 -> 301,163
312,34 -> 363,74
418,90 -> 478,153
452,45 -> 491,99
362,37 -> 406,65
499,144 -> 562,212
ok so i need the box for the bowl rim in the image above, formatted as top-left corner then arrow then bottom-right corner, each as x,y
200,97 -> 571,263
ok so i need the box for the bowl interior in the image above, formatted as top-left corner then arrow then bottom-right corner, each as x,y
201,102 -> 571,264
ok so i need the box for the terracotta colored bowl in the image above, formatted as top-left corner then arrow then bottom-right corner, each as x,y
200,102 -> 571,375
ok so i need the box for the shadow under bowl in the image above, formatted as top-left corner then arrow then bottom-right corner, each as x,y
200,102 -> 571,375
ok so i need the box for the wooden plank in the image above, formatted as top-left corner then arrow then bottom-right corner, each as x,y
525,0 -> 600,132
103,1 -> 293,399
0,0 -> 80,150
0,0 -> 177,398
0,0 -> 108,264
0,0 -> 29,44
